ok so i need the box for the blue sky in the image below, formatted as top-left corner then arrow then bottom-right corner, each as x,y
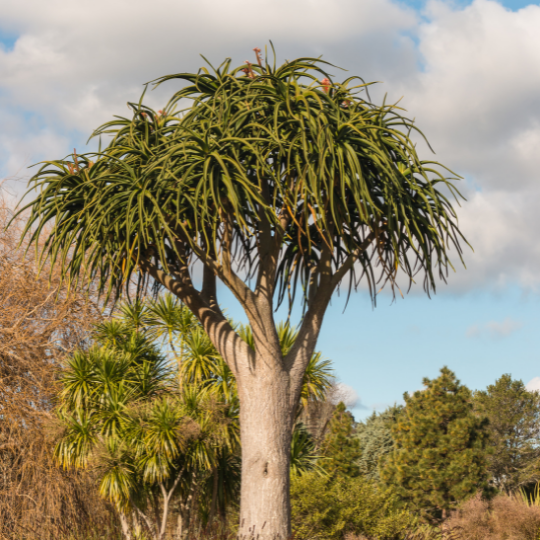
318,288 -> 540,416
2,0 -> 540,419
0,33 -> 16,51
403,0 -> 537,8
220,281 -> 540,419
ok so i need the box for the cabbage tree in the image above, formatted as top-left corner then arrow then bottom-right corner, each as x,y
55,311 -> 229,540
17,48 -> 466,538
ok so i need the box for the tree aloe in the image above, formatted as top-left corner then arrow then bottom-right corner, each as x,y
17,47 -> 466,537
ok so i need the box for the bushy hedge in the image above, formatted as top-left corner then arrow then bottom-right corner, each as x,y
291,472 -> 432,540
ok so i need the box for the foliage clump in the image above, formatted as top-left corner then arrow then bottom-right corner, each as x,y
0,199 -> 115,539
18,51 -> 466,308
291,472 -> 436,540
321,401 -> 362,478
473,374 -> 540,493
381,367 -> 491,523
292,403 -> 439,540
55,305 -> 233,540
356,405 -> 401,481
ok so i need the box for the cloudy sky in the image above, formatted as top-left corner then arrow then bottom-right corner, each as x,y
1,0 -> 540,417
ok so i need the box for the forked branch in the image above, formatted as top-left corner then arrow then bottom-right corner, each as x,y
139,258 -> 252,377
285,233 -> 376,409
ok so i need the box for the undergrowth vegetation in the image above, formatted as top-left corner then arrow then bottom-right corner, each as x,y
3,197 -> 540,540
0,198 -> 118,539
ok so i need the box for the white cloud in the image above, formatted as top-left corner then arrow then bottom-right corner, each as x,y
466,316 -> 523,338
2,0 -> 540,295
329,382 -> 360,408
526,377 -> 540,393
0,0 -> 415,124
389,0 -> 540,293
443,189 -> 540,292
397,0 -> 540,187
0,0 -> 416,181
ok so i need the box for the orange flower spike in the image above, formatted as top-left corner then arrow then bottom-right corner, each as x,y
321,78 -> 331,94
73,148 -> 80,172
253,47 -> 263,67
244,61 -> 255,79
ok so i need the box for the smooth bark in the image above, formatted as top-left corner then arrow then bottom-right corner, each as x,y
119,510 -> 133,540
237,360 -> 294,539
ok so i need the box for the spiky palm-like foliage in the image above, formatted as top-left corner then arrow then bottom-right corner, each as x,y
56,313 -> 228,540
17,50 -> 464,305
290,423 -> 326,477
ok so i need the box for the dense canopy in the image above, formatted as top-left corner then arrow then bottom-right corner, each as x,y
18,50 -> 465,306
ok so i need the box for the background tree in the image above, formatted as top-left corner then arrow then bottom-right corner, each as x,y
381,367 -> 491,523
356,405 -> 402,481
16,48 -> 466,537
320,402 -> 361,478
474,374 -> 540,493
291,403 -> 430,540
56,302 -> 232,540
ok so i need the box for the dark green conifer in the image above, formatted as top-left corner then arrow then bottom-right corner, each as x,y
321,402 -> 361,477
474,374 -> 540,492
381,367 -> 490,523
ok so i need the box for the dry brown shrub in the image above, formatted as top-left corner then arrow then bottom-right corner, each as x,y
491,495 -> 540,540
446,492 -> 540,540
0,191 -> 119,539
445,494 -> 494,540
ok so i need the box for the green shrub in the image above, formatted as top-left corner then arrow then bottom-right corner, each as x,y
370,510 -> 422,539
321,402 -> 362,478
291,472 -> 434,540
381,367 -> 490,524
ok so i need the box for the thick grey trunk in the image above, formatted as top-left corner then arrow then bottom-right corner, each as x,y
238,366 -> 293,539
